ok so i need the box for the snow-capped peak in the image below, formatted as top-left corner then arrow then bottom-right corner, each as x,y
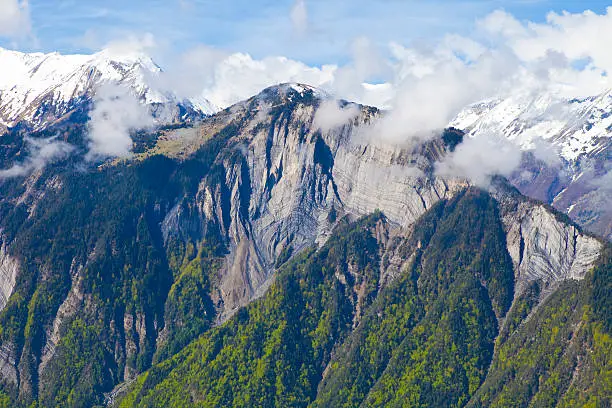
0,46 -> 216,131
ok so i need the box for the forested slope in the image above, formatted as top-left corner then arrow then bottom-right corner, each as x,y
120,190 -> 611,407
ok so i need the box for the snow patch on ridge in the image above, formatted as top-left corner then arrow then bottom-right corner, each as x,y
451,89 -> 612,162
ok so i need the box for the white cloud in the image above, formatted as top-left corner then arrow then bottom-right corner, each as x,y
591,168 -> 612,192
0,136 -> 74,179
435,133 -> 523,188
0,0 -> 31,39
327,6 -> 612,156
151,44 -> 229,103
114,5 -> 612,184
443,34 -> 487,62
530,137 -> 562,168
329,37 -> 391,104
290,0 -> 308,36
102,8 -> 611,126
184,52 -> 336,108
71,30 -> 159,58
19,6 -> 612,177
313,100 -> 360,132
86,83 -> 155,159
478,9 -> 527,39
148,35 -> 389,112
478,8 -> 612,97
103,33 -> 157,59
364,43 -> 518,144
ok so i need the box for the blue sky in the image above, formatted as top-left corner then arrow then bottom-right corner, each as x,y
4,0 -> 611,65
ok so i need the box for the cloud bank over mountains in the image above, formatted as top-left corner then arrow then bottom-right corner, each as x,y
12,4 -> 609,142
137,6 -> 612,133
0,136 -> 73,179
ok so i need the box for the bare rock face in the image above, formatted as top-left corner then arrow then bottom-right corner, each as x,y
452,89 -> 612,240
508,143 -> 612,241
38,267 -> 84,377
161,86 -> 466,317
158,85 -> 606,321
492,184 -> 603,297
332,137 -> 463,226
0,344 -> 18,389
0,243 -> 18,311
123,312 -> 147,380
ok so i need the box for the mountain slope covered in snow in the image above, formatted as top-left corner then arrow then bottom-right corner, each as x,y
0,47 -> 217,132
451,89 -> 612,163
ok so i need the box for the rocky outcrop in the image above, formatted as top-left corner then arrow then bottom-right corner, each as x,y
123,312 -> 147,380
492,184 -> 603,296
0,343 -> 18,389
452,90 -> 612,240
38,265 -> 84,376
0,243 -> 18,311
157,85 -> 605,321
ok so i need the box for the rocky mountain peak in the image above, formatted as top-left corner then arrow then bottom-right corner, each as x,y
226,83 -> 330,112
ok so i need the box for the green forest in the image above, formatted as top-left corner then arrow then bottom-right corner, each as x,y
119,190 -> 611,407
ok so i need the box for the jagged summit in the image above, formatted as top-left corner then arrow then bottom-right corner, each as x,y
234,82 -> 330,108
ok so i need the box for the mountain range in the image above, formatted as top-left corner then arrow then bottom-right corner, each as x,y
0,49 -> 609,407
0,47 -> 215,134
1,47 -> 609,240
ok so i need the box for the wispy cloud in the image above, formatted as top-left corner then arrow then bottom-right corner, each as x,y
290,0 -> 308,37
86,83 -> 155,159
313,100 -> 360,132
0,136 -> 74,179
152,48 -> 336,108
70,6 -> 612,137
0,0 -> 32,40
4,1 -> 610,187
435,133 -> 524,187
19,0 -> 607,62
